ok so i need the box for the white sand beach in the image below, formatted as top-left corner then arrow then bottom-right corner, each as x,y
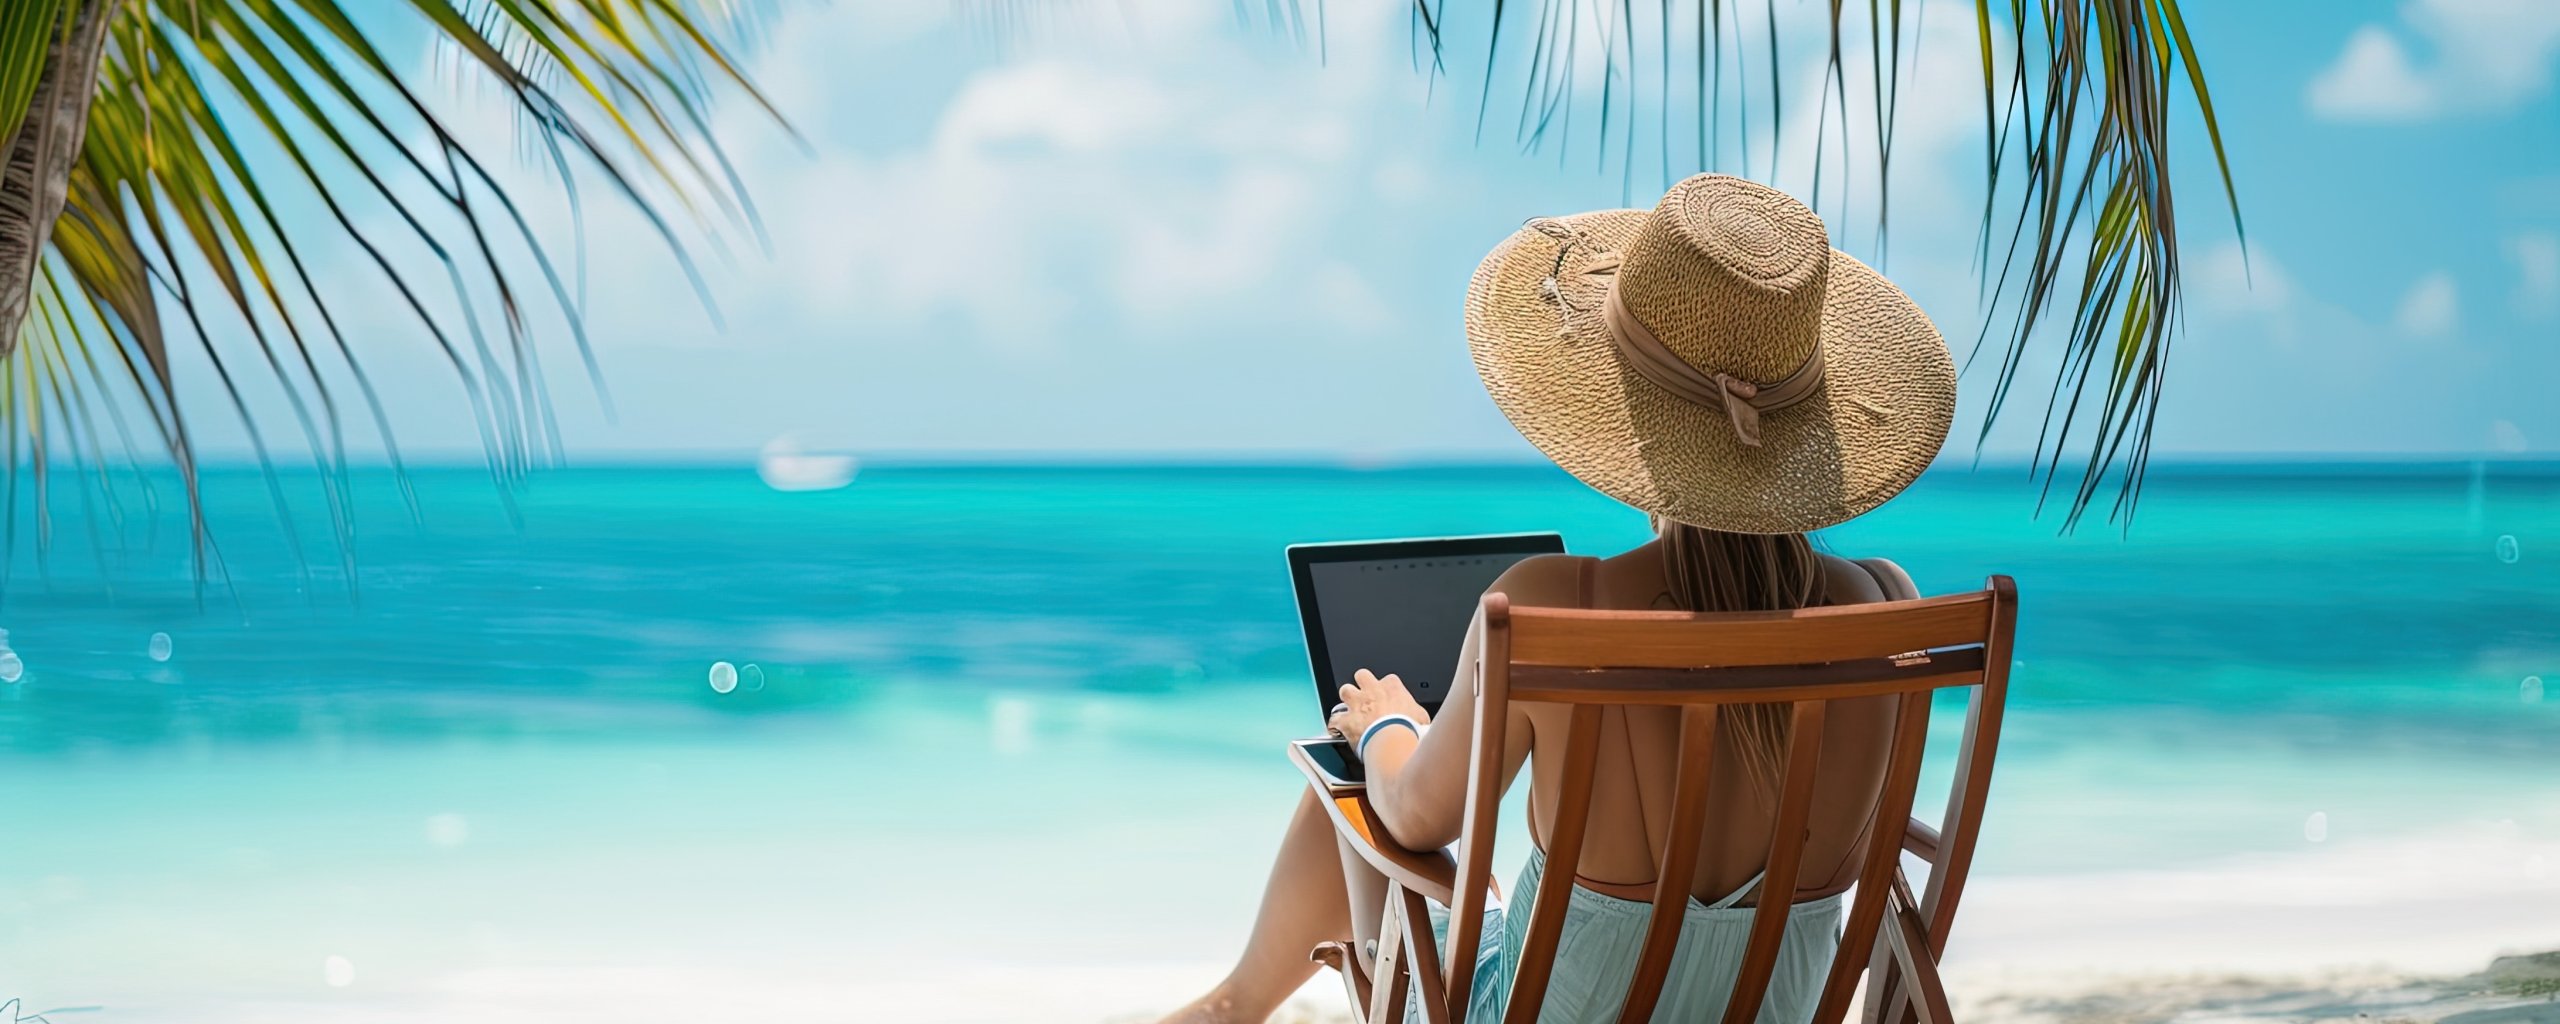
9,729 -> 2555,1023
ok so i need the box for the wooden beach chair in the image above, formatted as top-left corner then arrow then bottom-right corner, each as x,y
1289,574 -> 2017,1024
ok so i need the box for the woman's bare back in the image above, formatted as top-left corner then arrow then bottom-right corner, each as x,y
1507,546 -> 1900,905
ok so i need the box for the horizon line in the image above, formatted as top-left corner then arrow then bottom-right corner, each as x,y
107,450 -> 2560,472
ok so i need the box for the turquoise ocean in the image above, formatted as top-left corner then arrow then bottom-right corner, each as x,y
2,462 -> 2556,1018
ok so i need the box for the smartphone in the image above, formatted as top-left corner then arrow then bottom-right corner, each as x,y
1293,737 -> 1366,787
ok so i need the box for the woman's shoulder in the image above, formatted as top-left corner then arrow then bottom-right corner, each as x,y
1816,552 -> 1918,604
1485,552 -> 1589,606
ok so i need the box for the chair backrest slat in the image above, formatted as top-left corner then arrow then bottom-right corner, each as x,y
1443,575 -> 2014,1024
1508,593 -> 1993,668
1510,648 -> 1987,705
1614,704 -> 1720,1023
1871,582 -> 2018,1024
1439,595 -> 1516,1024
1918,588 -> 2017,955
1809,689 -> 1935,1023
1501,703 -> 1606,1024
1715,700 -> 1829,1024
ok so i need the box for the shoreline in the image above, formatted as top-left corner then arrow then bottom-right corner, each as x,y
97,949 -> 2549,1024
1230,952 -> 2560,1024
1950,951 -> 2560,1024
8,735 -> 2556,1023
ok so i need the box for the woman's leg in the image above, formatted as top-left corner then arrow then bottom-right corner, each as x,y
1160,786 -> 1369,1024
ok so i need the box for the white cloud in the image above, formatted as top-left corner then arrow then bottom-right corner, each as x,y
2307,27 -> 2437,120
1307,261 -> 1398,333
2490,419 -> 2530,452
2191,242 -> 2297,344
2307,0 -> 2560,122
1114,166 -> 1321,324
2395,271 -> 2462,338
2509,231 -> 2560,318
459,0 -> 1998,365
566,0 -> 1429,357
215,0 -> 2181,458
2194,242 -> 2292,313
1751,1 -> 1993,228
934,63 -> 1176,155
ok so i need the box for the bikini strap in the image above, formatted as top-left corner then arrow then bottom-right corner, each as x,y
1707,869 -> 1768,911
1577,555 -> 1597,609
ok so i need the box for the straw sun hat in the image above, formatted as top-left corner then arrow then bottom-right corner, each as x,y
1465,174 -> 1955,535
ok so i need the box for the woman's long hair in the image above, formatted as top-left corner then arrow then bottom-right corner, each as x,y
1655,519 -> 1829,796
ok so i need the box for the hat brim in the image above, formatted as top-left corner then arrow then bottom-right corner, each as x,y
1464,209 -> 1956,534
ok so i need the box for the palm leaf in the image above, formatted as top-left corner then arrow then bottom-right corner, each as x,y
0,1 -> 78,143
1439,0 -> 2238,526
993,0 -> 2241,527
0,0 -> 780,590
1486,0 -> 2239,526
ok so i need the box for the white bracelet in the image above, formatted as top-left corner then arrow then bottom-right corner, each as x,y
1358,714 -> 1425,761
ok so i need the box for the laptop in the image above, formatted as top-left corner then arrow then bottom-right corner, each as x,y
1285,532 -> 1566,785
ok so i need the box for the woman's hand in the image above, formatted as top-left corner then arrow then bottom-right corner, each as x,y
1326,669 -> 1431,753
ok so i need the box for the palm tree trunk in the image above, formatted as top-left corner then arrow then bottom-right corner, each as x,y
0,0 -> 112,357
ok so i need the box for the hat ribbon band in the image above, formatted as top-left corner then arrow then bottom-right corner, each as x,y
1598,279 -> 1826,447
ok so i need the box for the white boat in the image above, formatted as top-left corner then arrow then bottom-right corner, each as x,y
757,435 -> 859,492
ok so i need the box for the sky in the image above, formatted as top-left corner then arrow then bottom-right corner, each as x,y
163,0 -> 2560,463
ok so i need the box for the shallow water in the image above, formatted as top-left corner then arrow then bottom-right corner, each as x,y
1,462 -> 2555,1014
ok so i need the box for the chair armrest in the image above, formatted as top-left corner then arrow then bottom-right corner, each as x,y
1902,818 -> 1941,863
1289,742 -> 1458,906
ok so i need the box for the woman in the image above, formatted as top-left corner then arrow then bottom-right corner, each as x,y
1165,174 -> 1956,1024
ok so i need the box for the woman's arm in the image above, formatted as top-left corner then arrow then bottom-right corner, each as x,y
1329,555 -> 1569,850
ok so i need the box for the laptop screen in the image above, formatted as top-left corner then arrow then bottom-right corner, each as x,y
1288,534 -> 1564,718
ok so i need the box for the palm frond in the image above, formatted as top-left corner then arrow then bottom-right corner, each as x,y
0,0 -> 780,591
0,1 -> 79,143
1432,0 -> 2241,527
985,0 -> 2241,527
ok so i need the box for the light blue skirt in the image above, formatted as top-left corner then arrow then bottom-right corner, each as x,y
1415,847 -> 1846,1024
